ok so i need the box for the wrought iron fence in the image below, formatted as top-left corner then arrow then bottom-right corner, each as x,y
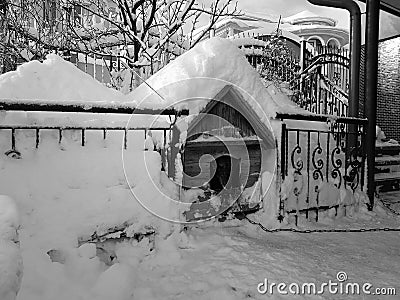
278,114 -> 367,225
310,46 -> 350,95
294,71 -> 349,116
230,33 -> 350,117
0,125 -> 171,170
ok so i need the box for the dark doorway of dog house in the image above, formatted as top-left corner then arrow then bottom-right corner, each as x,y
209,155 -> 241,193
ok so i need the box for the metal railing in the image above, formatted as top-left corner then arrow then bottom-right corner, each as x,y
231,34 -> 350,117
311,48 -> 350,95
1,125 -> 171,170
0,100 -> 184,171
294,71 -> 349,116
278,114 -> 367,225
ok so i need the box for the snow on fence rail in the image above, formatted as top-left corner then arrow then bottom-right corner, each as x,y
293,72 -> 349,117
0,125 -> 172,170
0,99 -> 189,116
278,113 -> 368,225
0,101 -> 189,171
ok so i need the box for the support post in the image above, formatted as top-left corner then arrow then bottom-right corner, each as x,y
300,38 -> 307,74
299,39 -> 307,96
168,124 -> 181,179
365,0 -> 380,210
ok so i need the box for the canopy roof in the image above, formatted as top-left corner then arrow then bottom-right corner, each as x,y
376,0 -> 400,17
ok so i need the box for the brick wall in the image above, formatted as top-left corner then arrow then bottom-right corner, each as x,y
360,36 -> 400,141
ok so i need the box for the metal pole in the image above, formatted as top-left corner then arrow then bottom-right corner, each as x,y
300,38 -> 307,73
168,124 -> 180,179
0,99 -> 189,116
306,0 -> 361,117
365,0 -> 380,210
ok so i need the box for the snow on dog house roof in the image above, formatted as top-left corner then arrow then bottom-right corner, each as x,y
129,37 -> 309,132
185,84 -> 276,147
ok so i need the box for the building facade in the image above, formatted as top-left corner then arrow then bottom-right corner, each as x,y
195,10 -> 350,52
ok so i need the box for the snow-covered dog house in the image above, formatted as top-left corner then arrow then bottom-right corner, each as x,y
180,84 -> 276,216
130,37 -> 325,221
131,37 -> 367,223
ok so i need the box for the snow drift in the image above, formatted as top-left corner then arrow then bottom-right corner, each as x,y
128,37 -> 308,120
0,38 -> 307,123
0,54 -> 125,103
0,196 -> 23,300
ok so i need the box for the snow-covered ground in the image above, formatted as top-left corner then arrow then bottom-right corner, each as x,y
0,130 -> 398,300
0,130 -> 177,300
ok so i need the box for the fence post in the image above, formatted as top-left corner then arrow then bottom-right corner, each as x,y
300,38 -> 307,74
35,128 -> 40,148
299,39 -> 308,99
11,128 -> 16,150
93,54 -> 96,81
168,124 -> 180,179
279,123 -> 287,222
281,123 -> 287,180
162,129 -> 167,171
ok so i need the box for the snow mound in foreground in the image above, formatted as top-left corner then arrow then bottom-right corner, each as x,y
129,37 -> 307,121
0,196 -> 23,300
0,133 -> 182,299
0,54 -> 125,102
0,196 -> 20,241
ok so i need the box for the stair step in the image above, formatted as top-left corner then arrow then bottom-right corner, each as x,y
375,156 -> 400,166
376,145 -> 400,156
375,171 -> 400,182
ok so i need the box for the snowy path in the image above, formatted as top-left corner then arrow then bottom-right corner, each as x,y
381,191 -> 400,214
150,225 -> 400,300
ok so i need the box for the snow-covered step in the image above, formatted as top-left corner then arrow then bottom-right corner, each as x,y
375,144 -> 400,156
375,156 -> 400,166
375,159 -> 400,191
375,171 -> 400,182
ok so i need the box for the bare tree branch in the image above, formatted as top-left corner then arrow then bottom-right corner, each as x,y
1,0 -> 240,89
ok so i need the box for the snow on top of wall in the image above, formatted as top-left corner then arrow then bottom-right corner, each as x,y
128,37 -> 308,125
0,38 -> 309,128
0,54 -> 125,102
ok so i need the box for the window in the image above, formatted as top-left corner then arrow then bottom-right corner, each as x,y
63,4 -> 90,27
327,39 -> 340,49
43,0 -> 57,25
74,5 -> 82,25
308,38 -> 323,51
